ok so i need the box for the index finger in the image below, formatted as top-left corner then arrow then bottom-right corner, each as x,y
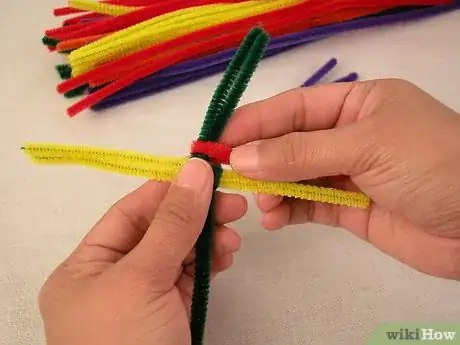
220,81 -> 371,146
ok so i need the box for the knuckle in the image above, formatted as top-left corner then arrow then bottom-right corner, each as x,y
279,133 -> 307,170
293,90 -> 307,130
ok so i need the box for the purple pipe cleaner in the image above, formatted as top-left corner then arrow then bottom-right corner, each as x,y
302,58 -> 338,87
92,3 -> 460,110
301,58 -> 359,87
334,72 -> 359,83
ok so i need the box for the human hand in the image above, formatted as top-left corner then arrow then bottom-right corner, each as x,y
39,159 -> 247,345
222,79 -> 460,279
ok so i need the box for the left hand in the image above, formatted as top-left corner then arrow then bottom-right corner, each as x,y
39,158 -> 247,345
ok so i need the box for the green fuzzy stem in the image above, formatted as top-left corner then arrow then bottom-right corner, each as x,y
207,32 -> 268,141
190,27 -> 269,345
198,27 -> 269,142
64,85 -> 87,98
203,28 -> 261,123
42,36 -> 60,47
189,163 -> 222,345
55,64 -> 72,80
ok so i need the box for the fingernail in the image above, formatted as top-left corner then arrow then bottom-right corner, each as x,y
230,141 -> 260,173
176,158 -> 212,193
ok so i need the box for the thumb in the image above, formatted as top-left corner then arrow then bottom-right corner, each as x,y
230,125 -> 372,182
125,158 -> 214,274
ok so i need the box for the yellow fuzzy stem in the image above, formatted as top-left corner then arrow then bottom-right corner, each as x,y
22,143 -> 370,208
68,0 -> 140,16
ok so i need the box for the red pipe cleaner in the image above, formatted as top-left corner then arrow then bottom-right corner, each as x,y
191,141 -> 232,165
54,7 -> 87,17
46,22 -> 93,37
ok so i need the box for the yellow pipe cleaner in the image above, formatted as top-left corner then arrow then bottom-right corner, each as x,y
69,0 -> 302,76
68,0 -> 140,16
22,143 -> 370,209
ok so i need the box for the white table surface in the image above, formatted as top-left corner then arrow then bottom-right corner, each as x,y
1,2 -> 460,344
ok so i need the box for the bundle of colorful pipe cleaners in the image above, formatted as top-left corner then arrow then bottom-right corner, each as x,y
43,0 -> 459,117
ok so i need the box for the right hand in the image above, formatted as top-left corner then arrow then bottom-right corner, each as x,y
221,79 -> 460,279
